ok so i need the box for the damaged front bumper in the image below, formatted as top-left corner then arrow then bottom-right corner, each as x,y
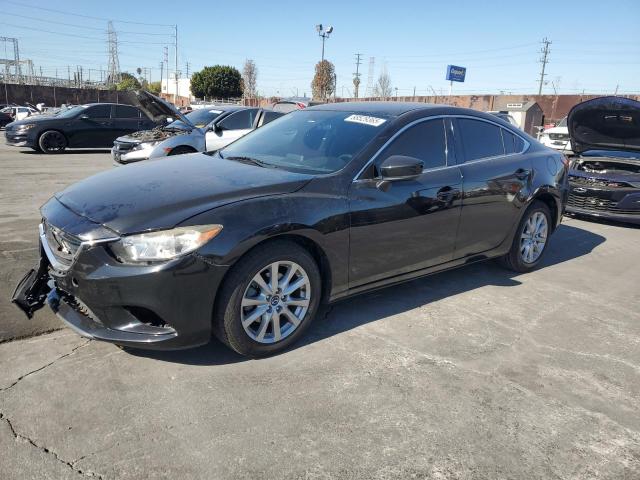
12,207 -> 229,350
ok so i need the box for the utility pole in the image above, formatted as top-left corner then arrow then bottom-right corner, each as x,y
353,53 -> 362,99
163,46 -> 169,96
185,61 -> 190,78
174,25 -> 179,103
537,37 -> 551,95
315,24 -> 333,63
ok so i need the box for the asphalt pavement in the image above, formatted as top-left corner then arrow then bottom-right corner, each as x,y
0,142 -> 639,479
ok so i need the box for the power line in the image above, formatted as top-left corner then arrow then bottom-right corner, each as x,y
0,0 -> 175,27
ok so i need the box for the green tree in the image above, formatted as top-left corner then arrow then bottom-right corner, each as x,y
116,72 -> 141,91
311,60 -> 335,100
148,81 -> 162,94
191,65 -> 243,99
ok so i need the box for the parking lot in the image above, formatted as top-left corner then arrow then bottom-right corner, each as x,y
0,143 -> 639,479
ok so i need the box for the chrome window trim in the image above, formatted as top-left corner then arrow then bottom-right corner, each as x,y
353,114 -> 530,181
40,223 -> 120,273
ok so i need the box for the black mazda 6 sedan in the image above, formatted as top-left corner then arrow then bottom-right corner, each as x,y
5,103 -> 157,153
13,102 -> 568,357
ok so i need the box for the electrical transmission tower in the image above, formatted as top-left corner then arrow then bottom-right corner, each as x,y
106,21 -> 121,86
0,36 -> 22,82
537,37 -> 552,95
365,57 -> 375,97
353,53 -> 362,99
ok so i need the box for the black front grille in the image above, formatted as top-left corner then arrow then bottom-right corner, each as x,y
43,222 -> 82,267
549,133 -> 569,141
568,194 -> 639,215
113,141 -> 138,153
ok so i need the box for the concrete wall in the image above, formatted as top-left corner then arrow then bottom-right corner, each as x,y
0,83 -> 136,107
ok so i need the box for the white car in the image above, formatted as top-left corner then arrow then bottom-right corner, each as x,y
112,91 -> 283,165
539,117 -> 572,153
1,105 -> 38,122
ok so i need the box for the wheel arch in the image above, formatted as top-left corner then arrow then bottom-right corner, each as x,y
168,145 -> 198,155
38,128 -> 68,145
211,233 -> 333,324
531,188 -> 560,231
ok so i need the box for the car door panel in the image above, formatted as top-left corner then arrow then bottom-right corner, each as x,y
349,167 -> 462,287
452,118 -> 532,258
348,118 -> 462,288
205,109 -> 258,151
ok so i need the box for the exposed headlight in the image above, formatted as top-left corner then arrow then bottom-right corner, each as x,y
110,225 -> 223,263
132,140 -> 161,151
16,123 -> 37,131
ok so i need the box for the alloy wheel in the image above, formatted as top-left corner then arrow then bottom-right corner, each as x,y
41,131 -> 66,152
520,211 -> 548,264
240,261 -> 311,344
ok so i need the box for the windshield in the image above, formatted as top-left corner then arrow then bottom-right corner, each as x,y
56,105 -> 88,119
557,117 -> 568,127
168,109 -> 223,129
220,110 -> 389,174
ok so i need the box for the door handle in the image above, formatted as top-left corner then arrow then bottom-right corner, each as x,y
436,186 -> 456,202
514,168 -> 531,180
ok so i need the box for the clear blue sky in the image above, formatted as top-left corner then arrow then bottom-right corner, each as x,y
1,0 -> 639,97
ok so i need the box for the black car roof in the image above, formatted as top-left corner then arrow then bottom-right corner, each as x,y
306,101 -> 503,121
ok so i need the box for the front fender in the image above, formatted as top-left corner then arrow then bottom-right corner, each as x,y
181,192 -> 351,297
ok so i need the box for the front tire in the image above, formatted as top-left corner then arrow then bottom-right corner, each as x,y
499,200 -> 551,273
213,240 -> 322,357
38,130 -> 67,153
168,146 -> 195,156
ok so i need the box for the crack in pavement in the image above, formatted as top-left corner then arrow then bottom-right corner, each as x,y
0,412 -> 104,479
0,339 -> 91,393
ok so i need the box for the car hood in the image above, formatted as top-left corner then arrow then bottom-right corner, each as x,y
568,96 -> 640,154
133,90 -> 194,128
8,115 -> 57,126
53,153 -> 313,234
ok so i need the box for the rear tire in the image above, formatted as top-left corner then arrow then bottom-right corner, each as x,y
213,240 -> 322,357
38,130 -> 67,153
498,200 -> 552,273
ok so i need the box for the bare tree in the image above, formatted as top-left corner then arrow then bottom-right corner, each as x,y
311,60 -> 335,100
242,59 -> 258,98
373,68 -> 392,99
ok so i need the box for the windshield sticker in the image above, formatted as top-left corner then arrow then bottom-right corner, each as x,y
344,114 -> 387,127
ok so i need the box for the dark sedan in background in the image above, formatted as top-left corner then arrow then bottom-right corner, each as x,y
566,96 -> 640,225
5,103 -> 157,153
13,102 -> 568,357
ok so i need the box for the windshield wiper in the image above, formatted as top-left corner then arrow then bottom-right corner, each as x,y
224,156 -> 278,169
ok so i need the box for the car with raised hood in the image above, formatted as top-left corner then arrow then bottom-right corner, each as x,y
566,96 -> 640,225
12,102 -> 568,357
112,91 -> 284,165
4,103 -> 158,153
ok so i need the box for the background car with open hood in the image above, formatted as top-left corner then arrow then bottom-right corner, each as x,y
566,96 -> 640,225
112,91 -> 284,165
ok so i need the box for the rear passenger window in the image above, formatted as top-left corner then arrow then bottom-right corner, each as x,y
458,118 -> 504,161
114,105 -> 140,118
378,119 -> 447,170
501,128 -> 525,154
85,105 -> 111,119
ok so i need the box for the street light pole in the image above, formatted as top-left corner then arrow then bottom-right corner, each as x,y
315,24 -> 333,63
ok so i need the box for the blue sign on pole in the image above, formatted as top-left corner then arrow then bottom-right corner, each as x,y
446,65 -> 466,82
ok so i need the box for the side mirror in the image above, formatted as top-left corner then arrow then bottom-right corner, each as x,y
379,155 -> 423,180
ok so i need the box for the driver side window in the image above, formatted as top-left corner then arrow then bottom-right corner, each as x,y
219,109 -> 258,130
375,119 -> 447,174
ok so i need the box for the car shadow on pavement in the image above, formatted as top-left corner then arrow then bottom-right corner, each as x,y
127,223 -> 605,365
20,149 -> 111,155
